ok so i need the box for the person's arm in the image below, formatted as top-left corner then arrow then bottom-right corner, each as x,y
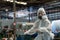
45,19 -> 54,39
36,19 -> 51,32
44,19 -> 51,31
24,20 -> 39,35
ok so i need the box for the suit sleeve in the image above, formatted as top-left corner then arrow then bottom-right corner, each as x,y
24,20 -> 39,35
45,19 -> 52,31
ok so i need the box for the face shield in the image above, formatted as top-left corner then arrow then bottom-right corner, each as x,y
37,8 -> 47,20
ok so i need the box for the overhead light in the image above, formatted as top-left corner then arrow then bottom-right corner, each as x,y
4,0 -> 13,2
10,0 -> 13,2
15,1 -> 27,5
5,9 -> 8,11
4,0 -> 27,5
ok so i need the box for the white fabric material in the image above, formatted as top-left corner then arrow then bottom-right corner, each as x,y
42,15 -> 48,20
37,8 -> 46,15
52,20 -> 60,33
24,8 -> 54,40
9,38 -> 13,40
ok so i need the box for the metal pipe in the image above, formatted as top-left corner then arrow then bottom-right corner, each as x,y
13,0 -> 16,40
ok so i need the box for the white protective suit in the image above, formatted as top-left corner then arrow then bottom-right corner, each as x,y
52,20 -> 60,33
24,8 -> 54,40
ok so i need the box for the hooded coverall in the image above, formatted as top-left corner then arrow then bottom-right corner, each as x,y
24,8 -> 54,40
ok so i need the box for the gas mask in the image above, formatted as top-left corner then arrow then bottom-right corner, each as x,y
42,15 -> 47,20
38,16 -> 42,19
37,8 -> 47,20
38,15 -> 47,20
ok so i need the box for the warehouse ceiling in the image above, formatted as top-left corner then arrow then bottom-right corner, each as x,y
0,0 -> 60,11
0,0 -> 60,5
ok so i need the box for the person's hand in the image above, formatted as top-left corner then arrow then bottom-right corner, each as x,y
49,32 -> 54,39
35,29 -> 40,33
24,32 -> 27,35
24,31 -> 29,35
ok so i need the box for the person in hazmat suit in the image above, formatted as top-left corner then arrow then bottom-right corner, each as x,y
24,8 -> 54,40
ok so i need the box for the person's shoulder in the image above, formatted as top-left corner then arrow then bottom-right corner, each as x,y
34,20 -> 40,23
